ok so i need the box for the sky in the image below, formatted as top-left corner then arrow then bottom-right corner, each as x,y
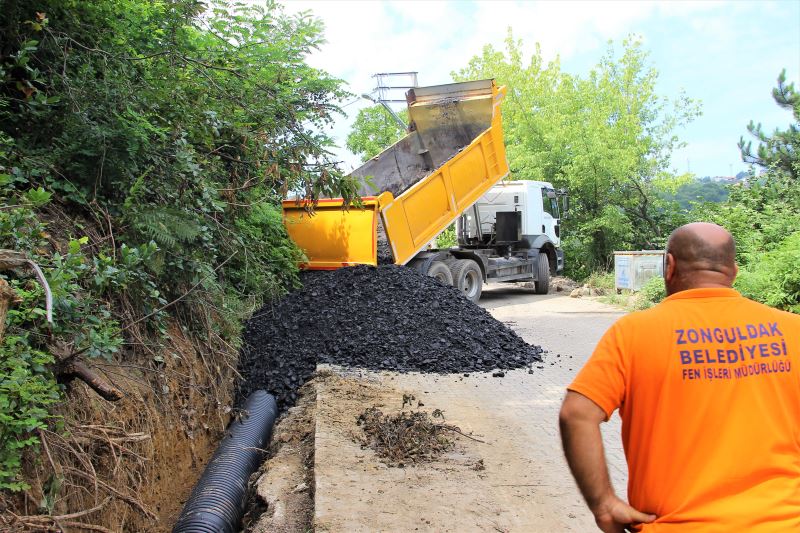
280,0 -> 800,178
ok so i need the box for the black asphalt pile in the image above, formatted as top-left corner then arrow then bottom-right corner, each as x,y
376,239 -> 393,265
238,265 -> 543,411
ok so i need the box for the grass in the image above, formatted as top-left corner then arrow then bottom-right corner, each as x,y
583,271 -> 666,311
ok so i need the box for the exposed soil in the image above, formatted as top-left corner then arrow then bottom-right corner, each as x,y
238,265 -> 543,411
139,326 -> 229,530
2,323 -> 228,533
244,377 -> 317,533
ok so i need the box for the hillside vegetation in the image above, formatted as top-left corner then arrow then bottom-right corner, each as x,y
0,0 -> 356,527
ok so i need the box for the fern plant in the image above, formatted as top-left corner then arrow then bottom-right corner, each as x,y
126,207 -> 205,249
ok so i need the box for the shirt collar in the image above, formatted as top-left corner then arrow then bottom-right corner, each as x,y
664,287 -> 741,301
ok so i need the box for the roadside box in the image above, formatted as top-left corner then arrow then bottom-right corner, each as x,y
613,251 -> 665,290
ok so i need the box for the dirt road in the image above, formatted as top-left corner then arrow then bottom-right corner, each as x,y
313,287 -> 629,532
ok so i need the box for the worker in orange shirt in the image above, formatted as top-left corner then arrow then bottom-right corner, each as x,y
559,222 -> 800,532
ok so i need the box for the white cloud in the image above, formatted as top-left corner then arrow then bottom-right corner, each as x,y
273,0 -> 797,176
281,0 -> 682,170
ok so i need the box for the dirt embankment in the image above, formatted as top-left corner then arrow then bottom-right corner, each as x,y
0,201 -> 240,533
4,323 -> 232,533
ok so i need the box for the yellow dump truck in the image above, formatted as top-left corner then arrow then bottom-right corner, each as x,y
283,79 -> 565,302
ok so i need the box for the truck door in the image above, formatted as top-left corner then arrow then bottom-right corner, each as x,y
541,188 -> 561,247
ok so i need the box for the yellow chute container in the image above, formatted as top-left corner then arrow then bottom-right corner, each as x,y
282,193 -> 392,269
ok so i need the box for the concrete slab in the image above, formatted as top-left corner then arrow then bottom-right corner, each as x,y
313,292 -> 628,532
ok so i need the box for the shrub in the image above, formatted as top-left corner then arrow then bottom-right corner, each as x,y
435,225 -> 458,248
735,232 -> 800,313
632,275 -> 666,310
584,271 -> 615,291
0,0 -> 357,492
0,296 -> 60,491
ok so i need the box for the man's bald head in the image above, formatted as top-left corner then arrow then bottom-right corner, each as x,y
664,223 -> 737,294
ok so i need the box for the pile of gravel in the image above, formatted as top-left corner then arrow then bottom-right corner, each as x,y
376,239 -> 393,265
238,265 -> 543,410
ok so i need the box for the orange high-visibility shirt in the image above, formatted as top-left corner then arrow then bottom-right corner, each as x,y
568,288 -> 800,532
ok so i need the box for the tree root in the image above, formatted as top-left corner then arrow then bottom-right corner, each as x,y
59,360 -> 123,402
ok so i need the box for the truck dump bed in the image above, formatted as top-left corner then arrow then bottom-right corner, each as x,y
283,79 -> 508,268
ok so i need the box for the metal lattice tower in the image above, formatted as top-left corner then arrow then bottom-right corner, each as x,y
371,72 -> 419,103
361,72 -> 419,129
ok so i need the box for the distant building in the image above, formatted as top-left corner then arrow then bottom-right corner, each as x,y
706,175 -> 744,184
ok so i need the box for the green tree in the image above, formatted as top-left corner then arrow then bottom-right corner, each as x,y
666,178 -> 730,209
453,32 -> 700,278
346,105 -> 408,162
693,70 -> 800,313
738,69 -> 799,180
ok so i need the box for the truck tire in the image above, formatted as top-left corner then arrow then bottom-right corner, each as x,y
451,259 -> 483,302
535,253 -> 550,294
427,260 -> 454,286
407,258 -> 427,275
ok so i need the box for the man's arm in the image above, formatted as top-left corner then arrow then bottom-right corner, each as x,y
559,390 -> 656,532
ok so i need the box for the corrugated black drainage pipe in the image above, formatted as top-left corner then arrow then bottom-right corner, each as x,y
172,390 -> 277,533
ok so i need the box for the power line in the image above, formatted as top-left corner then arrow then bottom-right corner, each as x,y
341,97 -> 362,108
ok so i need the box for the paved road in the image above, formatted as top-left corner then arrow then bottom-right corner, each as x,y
314,289 -> 629,532
480,285 -> 630,502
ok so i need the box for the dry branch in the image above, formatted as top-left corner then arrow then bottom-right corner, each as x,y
18,496 -> 112,523
60,521 -> 116,533
63,467 -> 156,520
357,407 -> 456,464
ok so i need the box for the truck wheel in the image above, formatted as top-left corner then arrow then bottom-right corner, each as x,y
451,259 -> 483,302
535,253 -> 550,294
427,261 -> 454,286
407,258 -> 427,275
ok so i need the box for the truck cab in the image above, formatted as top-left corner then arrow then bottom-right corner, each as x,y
403,179 -> 565,302
458,180 -> 564,274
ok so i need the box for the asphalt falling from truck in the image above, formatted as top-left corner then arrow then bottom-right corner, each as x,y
238,265 -> 543,411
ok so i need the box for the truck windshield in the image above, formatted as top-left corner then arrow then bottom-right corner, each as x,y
542,189 -> 559,218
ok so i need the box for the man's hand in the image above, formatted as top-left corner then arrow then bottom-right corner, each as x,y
559,391 -> 657,532
592,494 -> 656,533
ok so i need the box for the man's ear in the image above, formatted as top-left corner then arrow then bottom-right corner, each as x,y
664,253 -> 676,283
